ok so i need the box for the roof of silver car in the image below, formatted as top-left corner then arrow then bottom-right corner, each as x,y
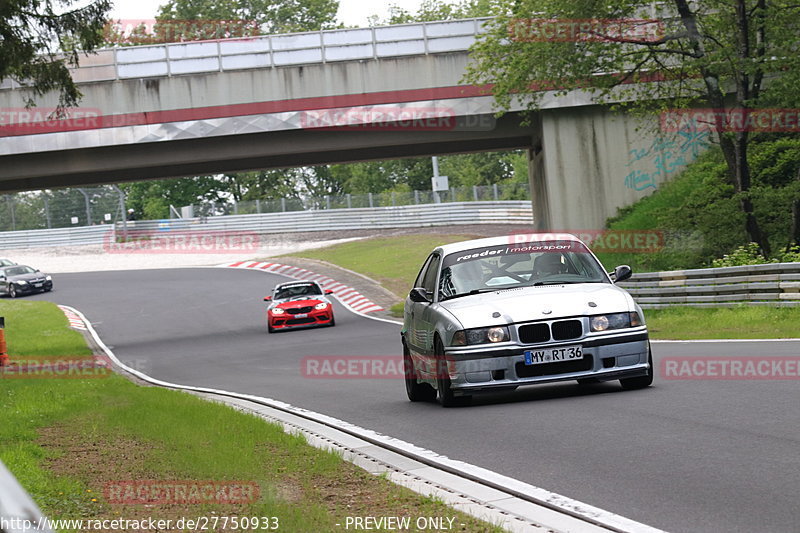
436,233 -> 582,256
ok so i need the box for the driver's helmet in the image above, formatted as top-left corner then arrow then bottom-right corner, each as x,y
533,253 -> 567,275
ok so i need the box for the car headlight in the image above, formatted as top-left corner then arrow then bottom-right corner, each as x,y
45,275 -> 52,281
590,312 -> 642,332
17,280 -> 28,285
314,302 -> 328,310
271,307 -> 285,315
452,326 -> 510,346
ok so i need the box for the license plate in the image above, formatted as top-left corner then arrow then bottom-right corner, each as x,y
524,344 -> 583,365
295,313 -> 308,318
33,283 -> 42,288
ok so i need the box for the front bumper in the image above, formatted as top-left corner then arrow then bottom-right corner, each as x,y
15,280 -> 52,294
443,329 -> 650,393
269,309 -> 333,330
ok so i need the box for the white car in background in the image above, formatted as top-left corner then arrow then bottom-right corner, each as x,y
402,233 -> 653,406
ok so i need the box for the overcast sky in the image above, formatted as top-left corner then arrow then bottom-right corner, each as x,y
108,0 -> 425,28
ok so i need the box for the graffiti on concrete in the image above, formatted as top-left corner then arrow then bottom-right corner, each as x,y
624,129 -> 711,191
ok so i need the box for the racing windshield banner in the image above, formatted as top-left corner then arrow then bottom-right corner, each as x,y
442,241 -> 588,268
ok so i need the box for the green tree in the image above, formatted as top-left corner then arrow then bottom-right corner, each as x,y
0,0 -> 111,110
155,0 -> 339,40
465,0 -> 800,256
381,0 -> 494,24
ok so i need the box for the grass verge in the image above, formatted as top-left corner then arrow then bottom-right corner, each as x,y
644,306 -> 800,339
287,234 -> 800,339
0,301 -> 503,532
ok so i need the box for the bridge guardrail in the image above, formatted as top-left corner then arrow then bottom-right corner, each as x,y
0,201 -> 532,250
0,18 -> 490,90
619,263 -> 800,308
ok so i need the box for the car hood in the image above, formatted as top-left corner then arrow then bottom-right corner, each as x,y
439,283 -> 634,329
7,272 -> 48,282
271,296 -> 328,309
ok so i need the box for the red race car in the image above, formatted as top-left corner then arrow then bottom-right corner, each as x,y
264,280 -> 335,333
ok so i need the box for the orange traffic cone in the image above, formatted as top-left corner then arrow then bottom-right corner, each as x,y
0,317 -> 8,367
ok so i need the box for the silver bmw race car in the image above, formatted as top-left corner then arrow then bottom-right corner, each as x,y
401,233 -> 653,406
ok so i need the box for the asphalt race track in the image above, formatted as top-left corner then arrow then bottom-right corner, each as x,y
31,267 -> 800,533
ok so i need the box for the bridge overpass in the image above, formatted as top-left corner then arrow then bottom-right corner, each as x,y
0,19 -> 706,230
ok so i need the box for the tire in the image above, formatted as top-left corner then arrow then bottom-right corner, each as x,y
434,337 -> 470,407
267,323 -> 275,334
8,284 -> 17,298
404,344 -> 436,402
620,343 -> 654,390
44,286 -> 52,292
329,315 -> 336,327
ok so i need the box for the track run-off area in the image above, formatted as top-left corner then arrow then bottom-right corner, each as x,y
29,266 -> 800,533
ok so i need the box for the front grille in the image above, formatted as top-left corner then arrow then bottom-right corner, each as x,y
287,317 -> 316,325
518,323 -> 550,343
552,320 -> 582,340
286,306 -> 313,315
516,355 -> 593,378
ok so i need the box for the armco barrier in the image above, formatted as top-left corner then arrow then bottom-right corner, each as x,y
0,225 -> 112,250
0,201 -> 533,250
619,263 -> 800,308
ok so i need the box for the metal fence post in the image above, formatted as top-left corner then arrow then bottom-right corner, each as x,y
346,194 -> 351,209
256,199 -> 261,214
43,193 -> 52,229
391,191 -> 396,206
473,185 -> 479,202
493,183 -> 499,201
281,198 -> 286,212
6,196 -> 16,231
368,192 -> 373,208
233,201 -> 238,215
325,195 -> 331,210
78,188 -> 92,225
111,184 -> 128,242
450,187 -> 456,202
414,190 -> 420,204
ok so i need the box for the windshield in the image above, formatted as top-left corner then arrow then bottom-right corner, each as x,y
4,266 -> 35,276
438,241 -> 609,300
274,283 -> 322,300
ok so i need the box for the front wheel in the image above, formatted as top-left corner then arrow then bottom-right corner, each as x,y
8,284 -> 17,298
435,338 -> 470,407
404,344 -> 436,402
620,344 -> 654,390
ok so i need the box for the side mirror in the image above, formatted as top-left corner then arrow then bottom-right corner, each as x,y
324,289 -> 333,295
611,265 -> 632,283
263,296 -> 272,301
409,287 -> 431,303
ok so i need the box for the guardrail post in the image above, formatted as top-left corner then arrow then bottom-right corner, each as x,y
493,183 -> 499,201
414,190 -> 420,204
0,317 -> 8,367
325,195 -> 331,210
256,199 -> 261,214
391,191 -> 396,206
450,187 -> 456,202
346,194 -> 352,209
5,196 -> 16,231
43,194 -> 52,229
368,192 -> 373,208
473,185 -> 479,201
233,202 -> 238,215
